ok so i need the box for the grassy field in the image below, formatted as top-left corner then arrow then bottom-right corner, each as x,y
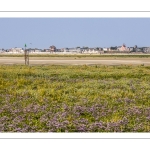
0,64 -> 150,132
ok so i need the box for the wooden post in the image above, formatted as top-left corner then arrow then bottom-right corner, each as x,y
24,44 -> 29,65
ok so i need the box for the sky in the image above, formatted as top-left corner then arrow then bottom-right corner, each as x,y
0,18 -> 150,49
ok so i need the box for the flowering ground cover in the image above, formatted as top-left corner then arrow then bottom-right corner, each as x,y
0,64 -> 150,132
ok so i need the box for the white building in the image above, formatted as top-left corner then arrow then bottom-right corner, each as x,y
103,47 -> 109,51
10,47 -> 24,53
62,48 -> 81,53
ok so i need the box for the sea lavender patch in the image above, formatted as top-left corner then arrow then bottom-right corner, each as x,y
0,65 -> 150,132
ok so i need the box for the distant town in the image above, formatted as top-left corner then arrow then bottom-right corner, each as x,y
1,44 -> 150,54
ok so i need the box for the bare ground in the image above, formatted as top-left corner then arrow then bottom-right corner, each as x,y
0,57 -> 150,65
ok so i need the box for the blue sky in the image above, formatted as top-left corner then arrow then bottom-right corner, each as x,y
0,18 -> 150,49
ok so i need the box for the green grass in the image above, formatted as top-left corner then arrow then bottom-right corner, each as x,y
0,64 -> 150,132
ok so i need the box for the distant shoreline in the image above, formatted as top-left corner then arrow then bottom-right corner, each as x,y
1,53 -> 150,58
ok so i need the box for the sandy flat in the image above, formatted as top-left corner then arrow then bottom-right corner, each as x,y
0,57 -> 150,65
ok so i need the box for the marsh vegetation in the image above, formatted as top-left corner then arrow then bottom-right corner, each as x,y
0,65 -> 150,132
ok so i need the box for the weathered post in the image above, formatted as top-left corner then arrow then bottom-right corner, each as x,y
24,44 -> 29,65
